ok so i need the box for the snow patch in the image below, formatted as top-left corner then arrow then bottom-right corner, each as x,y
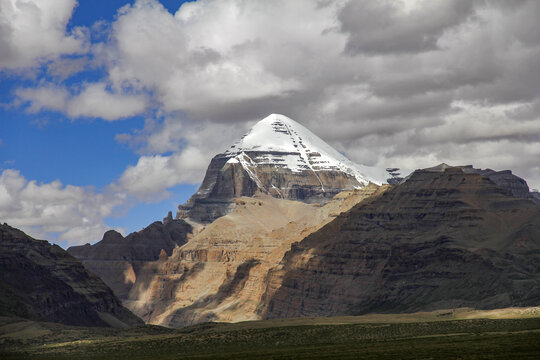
236,152 -> 265,190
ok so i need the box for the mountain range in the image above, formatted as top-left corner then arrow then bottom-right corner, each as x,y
62,114 -> 540,328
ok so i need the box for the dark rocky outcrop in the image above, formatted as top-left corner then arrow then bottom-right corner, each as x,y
68,219 -> 192,299
261,165 -> 540,319
68,220 -> 192,262
178,152 -> 362,222
0,224 -> 142,327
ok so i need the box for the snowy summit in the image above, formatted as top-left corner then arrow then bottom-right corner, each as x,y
224,114 -> 387,185
179,113 -> 389,222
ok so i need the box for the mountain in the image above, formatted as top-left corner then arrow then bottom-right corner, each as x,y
66,114 -> 390,327
260,165 -> 540,319
177,114 -> 387,222
0,223 -> 142,327
67,217 -> 192,299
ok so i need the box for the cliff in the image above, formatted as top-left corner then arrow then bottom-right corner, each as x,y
67,219 -> 192,299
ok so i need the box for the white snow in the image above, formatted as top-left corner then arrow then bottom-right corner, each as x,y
224,114 -> 388,185
236,152 -> 265,189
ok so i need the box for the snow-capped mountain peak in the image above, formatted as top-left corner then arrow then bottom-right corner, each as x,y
178,113 -> 389,222
224,114 -> 386,185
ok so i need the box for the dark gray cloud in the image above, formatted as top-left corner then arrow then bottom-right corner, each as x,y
339,0 -> 476,55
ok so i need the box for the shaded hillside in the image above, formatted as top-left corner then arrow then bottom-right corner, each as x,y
0,224 -> 142,327
67,218 -> 191,299
262,165 -> 540,319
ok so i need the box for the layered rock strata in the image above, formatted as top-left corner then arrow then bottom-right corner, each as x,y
260,165 -> 540,319
0,224 -> 142,327
123,185 -> 386,327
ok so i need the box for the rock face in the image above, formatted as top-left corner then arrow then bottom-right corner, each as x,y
260,165 -> 540,319
423,163 -> 535,200
0,224 -> 142,327
122,185 -> 386,327
178,114 -> 387,222
68,219 -> 192,299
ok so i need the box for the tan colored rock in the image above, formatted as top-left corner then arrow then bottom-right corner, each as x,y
124,184 -> 385,327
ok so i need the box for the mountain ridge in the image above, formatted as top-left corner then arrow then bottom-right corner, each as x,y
67,218 -> 192,299
0,223 -> 143,327
260,165 -> 540,319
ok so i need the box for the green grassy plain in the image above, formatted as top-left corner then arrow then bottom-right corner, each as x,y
1,308 -> 540,359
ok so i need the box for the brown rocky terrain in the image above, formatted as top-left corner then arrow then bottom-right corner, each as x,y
123,184 -> 386,327
0,224 -> 142,327
67,218 -> 192,299
260,165 -> 540,319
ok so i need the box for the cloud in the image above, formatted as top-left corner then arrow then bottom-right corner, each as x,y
116,147 -> 207,201
67,82 -> 148,120
339,0 -> 476,55
96,0 -> 540,190
15,85 -> 69,113
0,169 -> 126,246
46,56 -> 91,80
16,82 -> 148,121
4,0 -> 540,234
0,0 -> 87,70
115,119 -> 243,199
103,0 -> 335,117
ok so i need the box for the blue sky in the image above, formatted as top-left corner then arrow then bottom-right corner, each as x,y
0,0 -> 199,246
1,0 -> 540,247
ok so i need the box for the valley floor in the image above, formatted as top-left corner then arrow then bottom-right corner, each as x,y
1,309 -> 540,359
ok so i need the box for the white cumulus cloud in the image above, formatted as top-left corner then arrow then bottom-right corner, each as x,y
16,82 -> 148,121
100,0 -> 540,192
0,169 -> 126,246
0,0 -> 87,70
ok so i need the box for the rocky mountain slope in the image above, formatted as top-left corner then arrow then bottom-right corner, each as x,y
122,185 -> 386,327
67,114 -> 388,317
260,165 -> 540,319
178,114 -> 387,222
67,217 -> 192,299
0,224 -> 142,327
